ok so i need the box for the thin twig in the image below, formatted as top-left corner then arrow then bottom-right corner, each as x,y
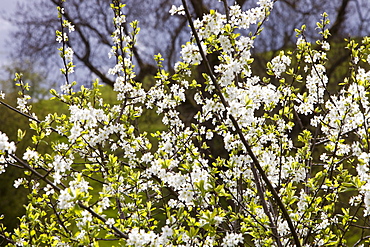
0,99 -> 65,137
9,154 -> 62,192
222,0 -> 230,22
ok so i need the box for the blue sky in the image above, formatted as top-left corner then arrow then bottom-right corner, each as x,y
0,0 -> 26,66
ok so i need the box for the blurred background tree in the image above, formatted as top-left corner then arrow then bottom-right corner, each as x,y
0,60 -> 49,98
4,0 -> 370,89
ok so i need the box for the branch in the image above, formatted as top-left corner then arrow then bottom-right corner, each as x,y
328,0 -> 350,39
0,233 -> 15,245
221,0 -> 230,22
189,0 -> 208,19
180,0 -> 301,246
0,99 -> 39,123
9,154 -> 63,192
0,99 -> 66,137
74,52 -> 115,87
354,235 -> 370,247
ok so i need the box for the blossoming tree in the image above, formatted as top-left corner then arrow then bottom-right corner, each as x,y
1,0 -> 370,246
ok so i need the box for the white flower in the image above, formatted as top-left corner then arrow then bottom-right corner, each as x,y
127,228 -> 159,246
67,24 -> 75,33
53,172 -> 63,185
44,184 -> 55,196
0,163 -> 6,174
296,37 -> 306,46
206,131 -> 213,140
76,230 -> 86,240
14,178 -> 25,189
353,56 -> 360,64
169,5 -> 177,15
69,177 -> 89,193
161,225 -> 173,238
180,42 -> 207,65
141,153 -> 153,163
53,155 -> 72,174
277,220 -> 289,236
115,15 -> 126,25
271,53 -> 291,78
16,95 -> 31,113
64,47 -> 74,62
321,41 -> 330,51
214,216 -> 223,225
168,199 -> 181,208
23,149 -> 38,161
98,197 -> 111,210
106,218 -> 115,227
0,132 -> 16,154
57,189 -> 74,209
257,0 -> 273,8
178,189 -> 194,206
60,83 -> 72,94
15,237 -> 25,247
222,232 -> 243,247
169,5 -> 185,15
56,32 -> 68,43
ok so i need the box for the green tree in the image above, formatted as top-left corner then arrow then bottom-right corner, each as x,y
0,60 -> 49,99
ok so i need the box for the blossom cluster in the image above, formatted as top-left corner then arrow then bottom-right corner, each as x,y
0,132 -> 16,174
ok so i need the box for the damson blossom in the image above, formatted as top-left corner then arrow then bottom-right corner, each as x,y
270,52 -> 291,78
22,149 -> 38,161
321,94 -> 362,136
228,1 -> 272,30
56,32 -> 68,43
257,0 -> 274,8
69,104 -> 108,128
114,15 -> 126,25
13,178 -> 25,189
181,42 -> 206,65
64,47 -> 74,62
356,67 -> 370,82
16,95 -> 31,113
0,132 -> 16,155
62,19 -> 75,33
169,5 -> 185,16
106,218 -> 115,227
321,41 -> 330,51
222,232 -> 243,247
127,228 -> 159,246
194,11 -> 226,40
295,64 -> 328,115
57,188 -> 75,210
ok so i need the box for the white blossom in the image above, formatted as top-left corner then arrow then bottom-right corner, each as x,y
222,232 -> 243,247
13,178 -> 25,189
271,53 -> 291,78
169,5 -> 185,15
106,218 -> 115,227
22,149 -> 38,161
